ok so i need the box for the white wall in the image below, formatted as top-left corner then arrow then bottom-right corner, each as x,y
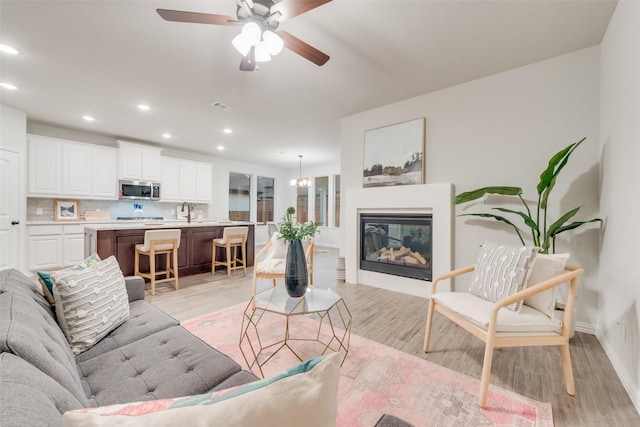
341,46 -> 601,328
598,0 -> 640,411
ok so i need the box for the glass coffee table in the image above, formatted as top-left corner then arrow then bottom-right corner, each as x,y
239,286 -> 352,377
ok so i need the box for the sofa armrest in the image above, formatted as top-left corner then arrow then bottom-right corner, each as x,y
125,276 -> 145,302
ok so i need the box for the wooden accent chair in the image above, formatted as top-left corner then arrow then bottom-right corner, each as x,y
134,229 -> 181,296
423,244 -> 584,407
212,226 -> 249,279
251,233 -> 314,297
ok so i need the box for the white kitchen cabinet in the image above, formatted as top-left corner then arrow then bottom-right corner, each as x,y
28,135 -> 62,196
62,143 -> 92,197
27,224 -> 87,271
179,162 -> 197,201
160,156 -> 212,203
27,225 -> 64,270
160,157 -> 180,202
196,163 -> 212,202
118,141 -> 162,182
28,135 -> 118,200
62,224 -> 86,266
92,147 -> 118,199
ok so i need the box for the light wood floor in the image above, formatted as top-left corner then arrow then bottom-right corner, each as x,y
147,247 -> 639,426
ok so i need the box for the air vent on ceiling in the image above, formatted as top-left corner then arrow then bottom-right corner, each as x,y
211,101 -> 235,112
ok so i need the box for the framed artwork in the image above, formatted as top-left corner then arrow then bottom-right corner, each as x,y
363,117 -> 425,188
54,199 -> 79,221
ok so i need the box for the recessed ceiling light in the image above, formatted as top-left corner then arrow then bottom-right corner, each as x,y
162,133 -> 171,139
223,128 -> 232,134
0,82 -> 18,90
82,115 -> 95,122
217,145 -> 225,151
0,44 -> 21,55
137,104 -> 151,111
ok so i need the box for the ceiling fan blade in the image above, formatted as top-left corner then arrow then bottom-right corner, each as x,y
279,30 -> 329,66
239,46 -> 257,71
235,0 -> 254,17
156,9 -> 237,26
271,0 -> 332,22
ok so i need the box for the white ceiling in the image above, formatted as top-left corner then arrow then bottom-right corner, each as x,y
0,0 -> 616,169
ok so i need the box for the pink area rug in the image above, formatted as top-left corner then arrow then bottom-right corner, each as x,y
182,303 -> 553,427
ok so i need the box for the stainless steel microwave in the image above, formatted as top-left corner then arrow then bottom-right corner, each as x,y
119,180 -> 161,200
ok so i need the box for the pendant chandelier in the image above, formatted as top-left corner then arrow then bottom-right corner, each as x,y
290,155 -> 311,188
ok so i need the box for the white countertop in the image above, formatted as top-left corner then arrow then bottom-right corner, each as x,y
82,220 -> 253,231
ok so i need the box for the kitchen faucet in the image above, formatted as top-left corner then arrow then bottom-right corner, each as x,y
181,202 -> 192,223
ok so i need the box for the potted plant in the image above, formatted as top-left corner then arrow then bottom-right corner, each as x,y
455,137 -> 601,254
278,207 -> 319,297
456,138 -> 601,337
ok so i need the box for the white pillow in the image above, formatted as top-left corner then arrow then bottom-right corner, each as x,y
52,256 -> 129,355
267,232 -> 289,259
524,253 -> 570,319
63,352 -> 340,427
469,241 -> 538,312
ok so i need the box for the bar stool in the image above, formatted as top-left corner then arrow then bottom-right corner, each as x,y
212,226 -> 249,279
134,229 -> 181,295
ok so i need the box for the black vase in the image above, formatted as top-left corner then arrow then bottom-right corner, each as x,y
285,239 -> 309,297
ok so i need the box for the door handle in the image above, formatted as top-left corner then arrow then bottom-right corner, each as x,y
11,221 -> 19,225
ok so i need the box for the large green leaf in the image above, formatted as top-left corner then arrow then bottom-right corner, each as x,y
537,137 -> 586,197
551,218 -> 602,236
493,207 -> 538,230
545,207 -> 581,241
455,187 -> 522,204
459,213 -> 526,245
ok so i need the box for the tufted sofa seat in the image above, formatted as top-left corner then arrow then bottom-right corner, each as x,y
0,268 -> 258,426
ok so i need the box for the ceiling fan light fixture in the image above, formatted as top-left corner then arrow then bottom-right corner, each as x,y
232,33 -> 252,56
255,41 -> 271,62
263,30 -> 283,55
241,22 -> 261,45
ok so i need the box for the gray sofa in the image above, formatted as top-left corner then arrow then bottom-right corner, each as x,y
0,268 -> 258,426
0,268 -> 413,427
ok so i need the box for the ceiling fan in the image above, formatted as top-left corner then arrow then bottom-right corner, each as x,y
157,0 -> 332,71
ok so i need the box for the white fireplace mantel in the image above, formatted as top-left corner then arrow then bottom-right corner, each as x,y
344,183 -> 453,298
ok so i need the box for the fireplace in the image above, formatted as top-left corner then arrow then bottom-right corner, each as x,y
360,213 -> 432,281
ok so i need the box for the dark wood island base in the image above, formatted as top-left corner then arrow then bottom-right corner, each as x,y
84,223 -> 255,278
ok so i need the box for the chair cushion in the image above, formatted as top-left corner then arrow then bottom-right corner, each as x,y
432,292 -> 561,333
524,253 -> 570,319
52,256 -> 130,355
469,241 -> 538,312
256,258 -> 286,275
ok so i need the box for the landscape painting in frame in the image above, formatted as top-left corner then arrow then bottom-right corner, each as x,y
363,118 -> 425,188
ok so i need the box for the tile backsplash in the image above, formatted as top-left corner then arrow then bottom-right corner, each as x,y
27,198 -> 208,222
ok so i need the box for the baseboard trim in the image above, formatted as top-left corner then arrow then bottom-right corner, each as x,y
575,321 -> 597,335
596,329 -> 640,416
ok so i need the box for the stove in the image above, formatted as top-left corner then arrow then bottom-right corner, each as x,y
116,216 -> 164,221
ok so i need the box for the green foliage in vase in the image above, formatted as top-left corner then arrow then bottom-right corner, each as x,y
455,137 -> 601,254
278,207 -> 320,242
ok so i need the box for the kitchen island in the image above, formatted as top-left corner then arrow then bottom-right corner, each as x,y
84,221 -> 255,277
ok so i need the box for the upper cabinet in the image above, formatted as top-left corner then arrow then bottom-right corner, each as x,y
118,141 -> 162,182
28,135 -> 118,200
29,136 -> 62,195
160,156 -> 212,203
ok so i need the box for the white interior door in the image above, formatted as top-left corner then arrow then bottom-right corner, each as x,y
0,149 -> 20,268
